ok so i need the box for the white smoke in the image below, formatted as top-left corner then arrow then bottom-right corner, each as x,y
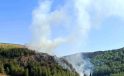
28,0 -> 67,54
28,0 -> 92,55
28,0 -> 124,76
64,54 -> 93,76
29,0 -> 124,55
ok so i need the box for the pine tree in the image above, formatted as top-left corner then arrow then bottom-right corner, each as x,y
25,69 -> 29,76
0,64 -> 4,74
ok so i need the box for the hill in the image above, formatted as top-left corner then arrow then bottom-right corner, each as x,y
87,48 -> 124,76
63,47 -> 124,76
0,43 -> 79,76
1,43 -> 124,76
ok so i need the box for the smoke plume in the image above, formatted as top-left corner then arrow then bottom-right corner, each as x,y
64,54 -> 93,76
28,0 -> 91,55
28,0 -> 124,76
28,0 -> 124,55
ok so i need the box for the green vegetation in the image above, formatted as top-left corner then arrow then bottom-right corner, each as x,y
0,43 -> 79,76
2,43 -> 124,76
88,48 -> 124,76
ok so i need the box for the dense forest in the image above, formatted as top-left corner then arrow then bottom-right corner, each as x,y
84,47 -> 124,76
1,43 -> 124,76
0,43 -> 79,76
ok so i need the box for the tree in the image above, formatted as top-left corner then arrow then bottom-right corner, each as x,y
25,69 -> 29,76
0,64 -> 4,74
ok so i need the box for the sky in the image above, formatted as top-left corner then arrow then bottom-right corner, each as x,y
0,0 -> 36,44
0,0 -> 124,56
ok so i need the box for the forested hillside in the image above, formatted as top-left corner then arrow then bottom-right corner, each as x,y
1,43 -> 124,76
0,43 -> 79,76
84,48 -> 124,76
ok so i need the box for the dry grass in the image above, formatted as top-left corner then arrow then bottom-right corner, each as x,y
0,74 -> 7,76
0,43 -> 25,49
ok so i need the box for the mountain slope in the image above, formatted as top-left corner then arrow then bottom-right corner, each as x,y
0,43 -> 79,76
63,47 -> 124,76
1,43 -> 124,76
88,48 -> 124,76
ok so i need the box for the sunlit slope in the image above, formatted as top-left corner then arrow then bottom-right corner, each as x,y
0,43 -> 25,49
0,43 -> 79,76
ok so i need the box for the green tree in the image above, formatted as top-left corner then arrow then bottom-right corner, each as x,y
25,69 -> 29,76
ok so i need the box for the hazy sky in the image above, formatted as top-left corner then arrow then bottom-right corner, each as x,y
1,0 -> 124,56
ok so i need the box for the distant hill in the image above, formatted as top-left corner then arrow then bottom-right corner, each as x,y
88,48 -> 124,76
0,43 -> 79,76
63,47 -> 124,76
